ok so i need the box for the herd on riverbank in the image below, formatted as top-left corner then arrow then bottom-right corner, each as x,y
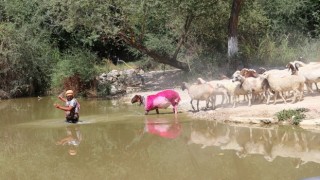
180,60 -> 320,112
129,59 -> 320,123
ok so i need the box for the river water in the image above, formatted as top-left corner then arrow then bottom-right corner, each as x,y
0,97 -> 319,180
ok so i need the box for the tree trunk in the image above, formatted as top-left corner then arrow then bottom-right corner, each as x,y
227,0 -> 244,71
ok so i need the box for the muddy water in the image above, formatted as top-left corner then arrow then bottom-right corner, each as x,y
0,97 -> 319,180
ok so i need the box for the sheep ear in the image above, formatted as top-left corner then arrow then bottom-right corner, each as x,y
286,63 -> 294,71
285,64 -> 290,71
294,63 -> 299,71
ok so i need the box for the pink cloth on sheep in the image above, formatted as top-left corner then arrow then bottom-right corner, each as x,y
145,90 -> 180,111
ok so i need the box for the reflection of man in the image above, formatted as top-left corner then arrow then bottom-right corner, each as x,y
144,118 -> 181,139
56,125 -> 82,156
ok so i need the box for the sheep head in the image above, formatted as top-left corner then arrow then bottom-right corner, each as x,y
196,78 -> 206,84
260,72 -> 269,79
286,62 -> 299,75
131,95 -> 143,105
181,82 -> 188,91
257,67 -> 267,74
232,73 -> 244,83
232,70 -> 241,79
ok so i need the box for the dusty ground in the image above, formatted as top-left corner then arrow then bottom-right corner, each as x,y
122,69 -> 320,130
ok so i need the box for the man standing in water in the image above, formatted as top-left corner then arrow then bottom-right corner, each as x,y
54,90 -> 80,123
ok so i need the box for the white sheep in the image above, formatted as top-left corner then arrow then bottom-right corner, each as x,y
261,63 -> 305,105
291,60 -> 320,93
181,82 -> 215,111
196,78 -> 230,107
261,67 -> 294,101
232,73 -> 269,106
214,79 -> 249,108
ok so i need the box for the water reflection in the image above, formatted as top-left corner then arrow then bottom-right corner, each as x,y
56,125 -> 82,156
144,116 -> 182,139
189,120 -> 320,167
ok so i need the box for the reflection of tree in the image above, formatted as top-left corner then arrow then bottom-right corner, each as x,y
56,125 -> 82,156
189,121 -> 320,167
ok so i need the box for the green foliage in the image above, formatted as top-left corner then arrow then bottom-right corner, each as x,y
51,48 -> 97,89
0,22 -> 58,96
1,0 -> 320,97
276,108 -> 309,125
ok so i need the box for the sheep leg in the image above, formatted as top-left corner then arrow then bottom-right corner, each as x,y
211,96 -> 216,110
291,90 -> 298,103
315,83 -> 319,91
156,109 -> 159,114
173,105 -> 178,114
205,99 -> 210,109
279,92 -> 287,104
226,93 -> 230,104
266,90 -> 271,105
297,84 -> 304,101
190,100 -> 196,111
247,92 -> 252,106
306,82 -> 314,94
232,95 -> 236,108
299,90 -> 304,101
197,100 -> 200,111
220,94 -> 225,105
273,91 -> 279,105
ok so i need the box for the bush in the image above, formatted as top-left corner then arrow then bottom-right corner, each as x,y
51,48 -> 98,93
275,108 -> 309,125
0,23 -> 57,96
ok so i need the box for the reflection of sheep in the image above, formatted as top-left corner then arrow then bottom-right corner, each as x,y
181,82 -> 215,111
131,89 -> 180,115
262,63 -> 305,104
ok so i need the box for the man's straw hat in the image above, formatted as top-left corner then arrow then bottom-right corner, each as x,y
65,90 -> 74,96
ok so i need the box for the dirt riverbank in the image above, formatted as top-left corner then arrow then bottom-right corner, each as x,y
122,69 -> 320,130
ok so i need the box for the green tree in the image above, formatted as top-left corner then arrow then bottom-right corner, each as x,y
44,0 -> 234,72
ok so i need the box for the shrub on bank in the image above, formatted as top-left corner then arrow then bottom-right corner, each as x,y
276,108 -> 309,125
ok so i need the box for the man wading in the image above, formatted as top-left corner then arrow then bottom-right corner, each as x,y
54,90 -> 80,123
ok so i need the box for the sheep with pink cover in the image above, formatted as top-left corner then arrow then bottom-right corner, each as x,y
131,89 -> 181,115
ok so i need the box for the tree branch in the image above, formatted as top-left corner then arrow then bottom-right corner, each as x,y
173,14 -> 194,60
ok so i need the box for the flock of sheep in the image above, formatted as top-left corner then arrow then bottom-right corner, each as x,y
182,59 -> 320,111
